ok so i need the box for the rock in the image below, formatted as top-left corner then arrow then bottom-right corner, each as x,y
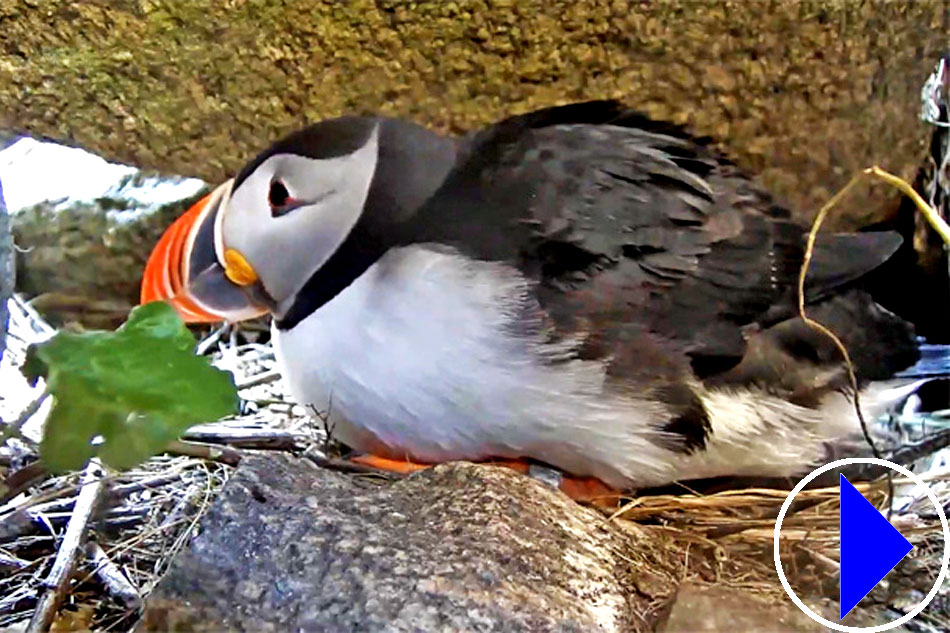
12,192 -> 206,330
663,584 -> 824,633
663,584 -> 897,632
137,454 -> 947,631
1,2 -> 945,230
139,455 -> 680,632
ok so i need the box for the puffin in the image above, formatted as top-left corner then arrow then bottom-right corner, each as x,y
141,101 -> 918,498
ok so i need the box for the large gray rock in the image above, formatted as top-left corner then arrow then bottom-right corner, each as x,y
139,455 -> 679,632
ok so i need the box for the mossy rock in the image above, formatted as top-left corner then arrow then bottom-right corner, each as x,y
0,1 -> 945,229
12,190 -> 207,329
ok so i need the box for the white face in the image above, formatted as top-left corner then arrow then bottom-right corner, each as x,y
220,124 -> 380,314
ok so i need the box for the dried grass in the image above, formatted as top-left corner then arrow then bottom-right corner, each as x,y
610,474 -> 950,633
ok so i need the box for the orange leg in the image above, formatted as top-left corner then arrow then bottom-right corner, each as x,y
348,453 -> 622,505
557,475 -> 623,507
349,454 -> 432,474
348,454 -> 531,475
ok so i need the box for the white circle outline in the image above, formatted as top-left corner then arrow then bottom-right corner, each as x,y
773,457 -> 950,632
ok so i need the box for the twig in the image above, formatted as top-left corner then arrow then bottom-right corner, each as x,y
26,458 -> 106,633
797,173 -> 880,457
0,470 -> 145,521
155,482 -> 203,535
806,548 -> 841,572
1,461 -> 49,504
11,294 -> 55,338
235,369 -> 281,390
31,504 -> 150,525
0,389 -> 48,446
865,166 -> 950,244
24,496 -> 80,518
181,426 -> 303,451
702,496 -> 827,539
0,585 -> 35,617
110,470 -> 191,497
887,427 -> 950,467
0,480 -> 85,521
85,542 -> 141,609
308,398 -> 336,457
165,439 -> 242,467
149,462 -> 221,582
194,323 -> 229,356
797,165 -> 950,521
0,550 -> 29,573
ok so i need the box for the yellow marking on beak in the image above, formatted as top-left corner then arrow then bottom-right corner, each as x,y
223,248 -> 258,286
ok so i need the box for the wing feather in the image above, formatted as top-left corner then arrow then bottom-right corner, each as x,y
413,101 -> 915,404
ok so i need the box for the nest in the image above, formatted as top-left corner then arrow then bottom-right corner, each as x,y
606,475 -> 949,628
0,455 -> 230,631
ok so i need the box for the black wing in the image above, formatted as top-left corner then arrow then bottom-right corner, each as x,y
414,101 -> 916,399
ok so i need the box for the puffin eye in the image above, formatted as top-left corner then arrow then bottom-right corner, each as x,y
268,180 -> 291,210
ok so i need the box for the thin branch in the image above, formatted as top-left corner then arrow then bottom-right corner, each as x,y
11,294 -> 55,337
0,389 -> 48,446
1,461 -> 49,504
308,397 -> 336,457
0,586 -> 35,618
194,323 -> 229,356
181,426 -> 303,451
0,550 -> 30,573
886,427 -> 950,467
85,542 -> 141,609
865,166 -> 950,244
304,453 -> 405,479
235,368 -> 281,390
26,458 -> 106,633
165,439 -> 242,467
109,470 -> 192,497
797,173 -> 880,457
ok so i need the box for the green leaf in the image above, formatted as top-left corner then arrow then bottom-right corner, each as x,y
22,302 -> 238,472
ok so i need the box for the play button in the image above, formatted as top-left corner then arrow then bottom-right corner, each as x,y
773,457 -> 950,632
839,474 -> 913,619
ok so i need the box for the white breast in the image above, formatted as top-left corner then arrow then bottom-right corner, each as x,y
273,245 -> 680,486
273,245 -> 868,488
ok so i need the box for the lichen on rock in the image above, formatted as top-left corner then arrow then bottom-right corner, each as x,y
0,1 -> 945,229
139,456 -> 681,632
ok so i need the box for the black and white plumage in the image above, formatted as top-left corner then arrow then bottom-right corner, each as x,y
142,101 -> 918,489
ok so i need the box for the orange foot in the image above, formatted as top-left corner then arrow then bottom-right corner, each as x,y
348,454 -> 622,506
557,475 -> 623,507
349,453 -> 432,474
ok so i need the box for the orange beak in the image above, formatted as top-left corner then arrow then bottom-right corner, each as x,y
141,192 -> 221,322
140,181 -> 269,323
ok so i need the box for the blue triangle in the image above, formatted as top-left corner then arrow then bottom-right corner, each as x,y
839,474 -> 913,619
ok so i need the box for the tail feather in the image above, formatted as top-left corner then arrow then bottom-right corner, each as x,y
804,232 -> 904,302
